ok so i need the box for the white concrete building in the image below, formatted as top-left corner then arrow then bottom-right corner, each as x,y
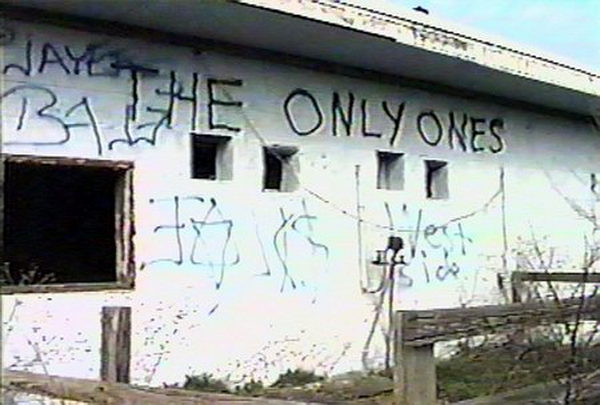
1,0 -> 599,387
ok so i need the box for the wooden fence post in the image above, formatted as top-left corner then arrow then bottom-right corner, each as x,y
0,153 -> 5,265
394,296 -> 600,404
101,306 -> 131,383
511,271 -> 523,303
394,312 -> 436,405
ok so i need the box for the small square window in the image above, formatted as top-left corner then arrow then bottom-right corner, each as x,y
425,160 -> 449,199
191,134 -> 232,180
377,151 -> 404,190
263,145 -> 299,192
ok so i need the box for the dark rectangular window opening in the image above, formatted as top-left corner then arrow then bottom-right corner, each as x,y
263,146 -> 299,192
377,151 -> 404,190
191,134 -> 232,181
264,150 -> 283,190
2,155 -> 134,291
425,160 -> 449,199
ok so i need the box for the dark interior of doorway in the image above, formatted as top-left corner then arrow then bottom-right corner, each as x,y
4,161 -> 119,284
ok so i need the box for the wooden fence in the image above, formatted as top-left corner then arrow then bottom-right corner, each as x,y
3,305 -> 298,403
394,295 -> 600,404
1,369 -> 299,404
511,271 -> 600,303
101,306 -> 131,383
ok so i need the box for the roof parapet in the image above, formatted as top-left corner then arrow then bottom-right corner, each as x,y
239,0 -> 600,98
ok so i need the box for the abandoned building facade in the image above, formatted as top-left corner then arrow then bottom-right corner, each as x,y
1,0 -> 599,386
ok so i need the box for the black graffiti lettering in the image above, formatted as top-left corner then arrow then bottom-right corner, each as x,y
422,254 -> 431,283
144,196 -> 240,284
5,39 -> 158,78
16,97 -> 27,131
423,224 -> 442,249
384,201 -> 395,231
108,67 -> 166,150
392,261 -> 414,287
470,117 -> 486,153
441,225 -> 455,254
208,304 -> 219,315
417,111 -> 443,146
112,105 -> 145,149
155,71 -> 199,130
332,91 -> 354,136
454,222 -> 472,255
108,75 -> 154,150
448,112 -> 468,152
291,216 -> 329,259
383,203 -> 474,286
409,209 -> 423,259
103,48 -> 161,78
414,110 -> 508,153
253,201 -> 328,300
146,197 -> 185,266
4,39 -> 32,76
436,261 -> 460,281
283,88 -> 323,136
489,118 -> 505,153
360,99 -> 381,138
129,70 -> 140,122
81,97 -> 103,156
60,40 -> 160,77
255,222 -> 272,277
207,78 -> 243,132
110,61 -> 159,124
110,61 -> 160,76
118,105 -> 136,149
382,101 -> 405,147
158,71 -> 176,127
110,105 -> 168,150
63,97 -> 104,156
172,72 -> 201,132
274,208 -> 297,292
8,38 -> 158,78
64,45 -> 97,75
2,86 -> 62,140
162,70 -> 183,128
302,199 -> 326,255
86,48 -> 122,77
38,43 -> 70,75
189,197 -> 240,290
3,85 -> 103,154
189,73 -> 199,131
141,107 -> 170,139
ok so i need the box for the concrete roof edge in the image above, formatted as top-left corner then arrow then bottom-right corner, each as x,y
236,0 -> 600,99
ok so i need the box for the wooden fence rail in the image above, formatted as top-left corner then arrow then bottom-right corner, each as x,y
1,370 -> 301,404
394,295 -> 600,405
511,271 -> 600,303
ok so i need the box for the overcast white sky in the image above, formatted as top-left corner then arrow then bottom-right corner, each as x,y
362,0 -> 600,72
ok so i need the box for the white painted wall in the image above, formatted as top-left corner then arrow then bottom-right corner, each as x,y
2,20 -> 599,386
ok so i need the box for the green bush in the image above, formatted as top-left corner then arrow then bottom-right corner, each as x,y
183,373 -> 230,393
235,379 -> 265,396
270,368 -> 325,388
437,337 -> 600,402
